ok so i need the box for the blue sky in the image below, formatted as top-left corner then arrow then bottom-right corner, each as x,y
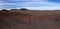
0,0 -> 60,10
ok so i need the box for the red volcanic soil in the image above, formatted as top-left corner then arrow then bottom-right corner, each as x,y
0,11 -> 60,29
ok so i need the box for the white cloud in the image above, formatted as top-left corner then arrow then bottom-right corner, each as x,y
23,6 -> 60,10
10,0 -> 28,1
22,2 -> 60,6
30,0 -> 48,2
0,0 -> 60,10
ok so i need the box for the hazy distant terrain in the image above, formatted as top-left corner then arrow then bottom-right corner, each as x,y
0,10 -> 60,29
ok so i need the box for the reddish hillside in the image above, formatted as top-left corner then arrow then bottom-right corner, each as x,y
0,11 -> 60,29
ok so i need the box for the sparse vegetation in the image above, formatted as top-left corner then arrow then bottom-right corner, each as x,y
0,10 -> 60,29
26,27 -> 32,29
54,19 -> 60,22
